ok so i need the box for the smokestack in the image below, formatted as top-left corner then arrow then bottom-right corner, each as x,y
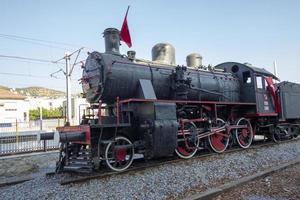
103,28 -> 120,54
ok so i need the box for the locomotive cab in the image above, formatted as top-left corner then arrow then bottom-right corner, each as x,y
215,62 -> 279,116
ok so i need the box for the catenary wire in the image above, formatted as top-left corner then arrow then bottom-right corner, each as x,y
0,54 -> 64,64
0,33 -> 94,52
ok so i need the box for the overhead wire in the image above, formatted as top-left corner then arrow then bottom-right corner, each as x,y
0,33 -> 82,47
0,54 -> 64,64
0,71 -> 81,82
0,72 -> 62,79
0,35 -> 69,50
0,56 -> 58,66
0,34 -> 88,90
0,33 -> 94,52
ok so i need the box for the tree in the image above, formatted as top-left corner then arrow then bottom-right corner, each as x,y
29,107 -> 63,120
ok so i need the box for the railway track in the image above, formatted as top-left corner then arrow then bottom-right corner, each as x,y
46,138 -> 299,186
183,157 -> 300,200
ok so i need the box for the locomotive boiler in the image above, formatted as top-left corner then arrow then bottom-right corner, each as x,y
83,28 -> 240,104
45,27 -> 300,173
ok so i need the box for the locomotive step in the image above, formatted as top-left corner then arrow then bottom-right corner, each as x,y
70,150 -> 91,154
63,165 -> 93,172
69,154 -> 90,158
69,156 -> 91,160
69,156 -> 92,161
78,151 -> 91,155
69,155 -> 91,159
65,162 -> 93,168
69,154 -> 91,159
69,160 -> 92,165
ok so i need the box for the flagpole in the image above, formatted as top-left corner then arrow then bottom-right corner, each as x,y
125,6 -> 130,17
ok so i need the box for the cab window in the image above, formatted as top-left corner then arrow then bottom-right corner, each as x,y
243,71 -> 251,84
256,76 -> 263,89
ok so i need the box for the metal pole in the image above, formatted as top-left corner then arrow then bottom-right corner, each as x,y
273,60 -> 278,83
39,106 -> 43,131
16,118 -> 19,144
65,52 -> 72,125
44,140 -> 47,152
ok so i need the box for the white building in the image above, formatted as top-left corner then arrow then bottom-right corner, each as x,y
63,97 -> 89,125
27,96 -> 65,110
0,89 -> 29,123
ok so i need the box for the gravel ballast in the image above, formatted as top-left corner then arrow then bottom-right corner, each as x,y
0,151 -> 58,178
213,163 -> 300,200
0,140 -> 300,200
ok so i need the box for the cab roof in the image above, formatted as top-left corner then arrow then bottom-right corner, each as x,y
215,62 -> 279,80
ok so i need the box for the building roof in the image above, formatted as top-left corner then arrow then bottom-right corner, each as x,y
0,89 -> 26,100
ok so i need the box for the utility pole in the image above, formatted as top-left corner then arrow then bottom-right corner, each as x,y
65,52 -> 72,125
51,48 -> 84,126
39,105 -> 43,131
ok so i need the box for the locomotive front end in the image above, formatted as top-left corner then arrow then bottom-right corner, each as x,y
82,28 -> 121,103
82,51 -> 106,103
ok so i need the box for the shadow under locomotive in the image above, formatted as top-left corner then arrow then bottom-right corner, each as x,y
41,28 -> 300,173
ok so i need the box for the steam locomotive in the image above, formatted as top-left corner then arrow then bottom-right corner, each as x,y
48,28 -> 300,172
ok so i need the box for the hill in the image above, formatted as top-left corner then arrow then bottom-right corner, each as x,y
0,85 -> 65,97
0,85 -> 10,90
17,87 -> 65,97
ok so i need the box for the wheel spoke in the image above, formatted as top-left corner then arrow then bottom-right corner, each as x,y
175,122 -> 199,159
238,135 -> 246,146
177,147 -> 191,156
235,118 -> 253,148
105,136 -> 134,172
208,118 -> 229,153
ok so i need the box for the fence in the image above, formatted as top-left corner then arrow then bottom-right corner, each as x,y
0,119 -> 64,156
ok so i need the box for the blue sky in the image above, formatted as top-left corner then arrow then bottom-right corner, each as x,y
1,0 -> 300,93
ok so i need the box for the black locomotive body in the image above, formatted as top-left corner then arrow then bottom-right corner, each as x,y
51,28 -> 300,172
83,52 -> 240,103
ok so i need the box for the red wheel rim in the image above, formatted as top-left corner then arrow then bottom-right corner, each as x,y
177,147 -> 191,157
235,118 -> 253,148
175,122 -> 199,159
209,133 -> 228,152
208,118 -> 229,153
105,136 -> 134,172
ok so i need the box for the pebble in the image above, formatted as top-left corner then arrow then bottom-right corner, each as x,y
0,140 -> 299,200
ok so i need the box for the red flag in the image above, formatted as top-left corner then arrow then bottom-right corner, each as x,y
120,6 -> 132,48
265,76 -> 281,113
